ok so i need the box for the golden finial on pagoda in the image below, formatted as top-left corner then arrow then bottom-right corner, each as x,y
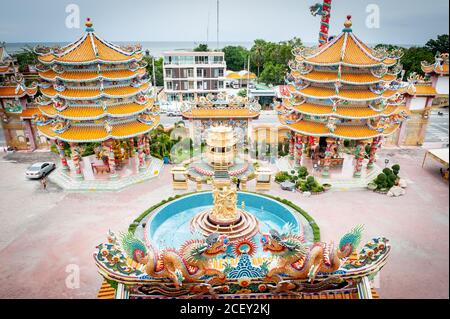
85,18 -> 94,31
343,15 -> 352,31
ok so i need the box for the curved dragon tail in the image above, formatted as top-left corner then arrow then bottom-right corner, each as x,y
120,232 -> 148,263
339,225 -> 364,253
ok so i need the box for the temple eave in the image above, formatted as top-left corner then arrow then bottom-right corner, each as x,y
36,117 -> 160,143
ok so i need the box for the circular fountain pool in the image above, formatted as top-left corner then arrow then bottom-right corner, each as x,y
134,192 -> 317,251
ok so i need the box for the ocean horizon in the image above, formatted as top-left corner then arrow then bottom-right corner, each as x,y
5,40 -> 419,57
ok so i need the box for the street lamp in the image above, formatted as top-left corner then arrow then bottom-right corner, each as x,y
384,159 -> 390,168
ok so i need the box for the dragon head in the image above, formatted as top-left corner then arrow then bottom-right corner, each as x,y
261,229 -> 306,258
203,233 -> 229,256
182,233 -> 229,264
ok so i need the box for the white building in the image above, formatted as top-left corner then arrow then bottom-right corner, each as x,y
162,51 -> 226,102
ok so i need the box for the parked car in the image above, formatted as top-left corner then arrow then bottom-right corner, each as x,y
167,110 -> 181,117
25,162 -> 56,179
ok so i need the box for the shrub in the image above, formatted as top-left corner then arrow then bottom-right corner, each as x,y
275,171 -> 290,183
297,166 -> 309,179
297,176 -> 324,193
392,164 -> 400,176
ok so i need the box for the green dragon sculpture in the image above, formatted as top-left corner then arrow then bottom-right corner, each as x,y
121,232 -> 230,289
261,225 -> 363,283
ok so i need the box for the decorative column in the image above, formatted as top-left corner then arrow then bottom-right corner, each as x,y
353,141 -> 366,178
107,142 -> 118,180
69,143 -> 83,180
295,133 -> 303,167
288,131 -> 295,160
137,136 -> 146,172
309,136 -> 317,160
129,137 -> 136,158
23,120 -> 37,151
144,135 -> 151,160
322,137 -> 333,177
55,139 -> 69,171
367,136 -> 382,169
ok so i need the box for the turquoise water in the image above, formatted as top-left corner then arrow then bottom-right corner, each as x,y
143,192 -> 313,250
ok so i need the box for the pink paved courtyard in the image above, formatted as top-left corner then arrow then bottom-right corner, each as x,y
0,147 -> 448,298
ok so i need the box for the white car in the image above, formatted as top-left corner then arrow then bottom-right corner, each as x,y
25,162 -> 56,179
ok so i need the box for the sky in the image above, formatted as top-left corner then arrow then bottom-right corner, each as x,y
0,0 -> 448,45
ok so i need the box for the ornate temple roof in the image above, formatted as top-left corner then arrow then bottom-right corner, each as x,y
40,82 -> 150,99
181,92 -> 261,119
290,101 -> 407,119
277,16 -> 406,140
33,19 -> 158,142
279,116 -> 400,140
39,68 -> 146,82
295,25 -> 398,67
292,70 -> 396,85
421,53 -> 449,75
0,85 -> 38,98
35,19 -> 143,65
37,116 -> 160,143
38,99 -> 155,120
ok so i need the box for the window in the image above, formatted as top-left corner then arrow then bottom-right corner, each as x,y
213,56 -> 223,63
166,81 -> 173,90
197,68 -> 205,77
165,69 -> 173,78
183,69 -> 194,78
195,56 -> 208,64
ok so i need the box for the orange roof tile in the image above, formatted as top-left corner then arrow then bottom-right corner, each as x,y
292,102 -> 400,118
293,71 -> 396,84
40,82 -> 150,99
280,117 -> 400,139
39,69 -> 145,81
39,100 -> 154,119
413,84 -> 438,96
294,85 -> 397,100
37,116 -> 160,142
182,108 -> 259,118
37,33 -> 142,64
19,108 -> 42,119
0,86 -> 36,98
298,31 -> 398,67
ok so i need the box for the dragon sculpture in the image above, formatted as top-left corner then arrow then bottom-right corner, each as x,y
261,225 -> 363,283
121,232 -> 230,289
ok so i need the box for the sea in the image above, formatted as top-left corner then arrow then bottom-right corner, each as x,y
5,41 -> 254,57
5,40 -> 417,57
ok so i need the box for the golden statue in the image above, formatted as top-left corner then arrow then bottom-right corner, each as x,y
209,185 -> 238,223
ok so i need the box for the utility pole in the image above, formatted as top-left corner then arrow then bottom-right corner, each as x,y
217,0 -> 220,50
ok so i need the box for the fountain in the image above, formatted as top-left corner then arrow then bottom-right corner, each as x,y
190,182 -> 259,242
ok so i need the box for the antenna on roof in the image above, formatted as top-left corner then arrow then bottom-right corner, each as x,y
217,0 -> 220,50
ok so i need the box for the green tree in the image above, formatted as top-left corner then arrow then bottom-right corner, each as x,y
12,46 -> 37,72
425,34 -> 449,55
251,40 -> 265,77
222,45 -> 249,71
193,43 -> 209,52
143,56 -> 164,86
401,47 -> 434,76
259,62 -> 286,85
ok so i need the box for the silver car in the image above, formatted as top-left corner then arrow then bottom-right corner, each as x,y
25,162 -> 56,179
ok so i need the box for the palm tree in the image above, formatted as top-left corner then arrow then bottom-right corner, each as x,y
252,42 -> 265,77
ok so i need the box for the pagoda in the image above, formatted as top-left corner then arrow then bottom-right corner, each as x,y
277,16 -> 408,177
0,43 -> 39,150
33,18 -> 159,180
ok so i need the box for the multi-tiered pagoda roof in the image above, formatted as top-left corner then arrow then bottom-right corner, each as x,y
33,19 -> 159,143
277,16 -> 408,140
